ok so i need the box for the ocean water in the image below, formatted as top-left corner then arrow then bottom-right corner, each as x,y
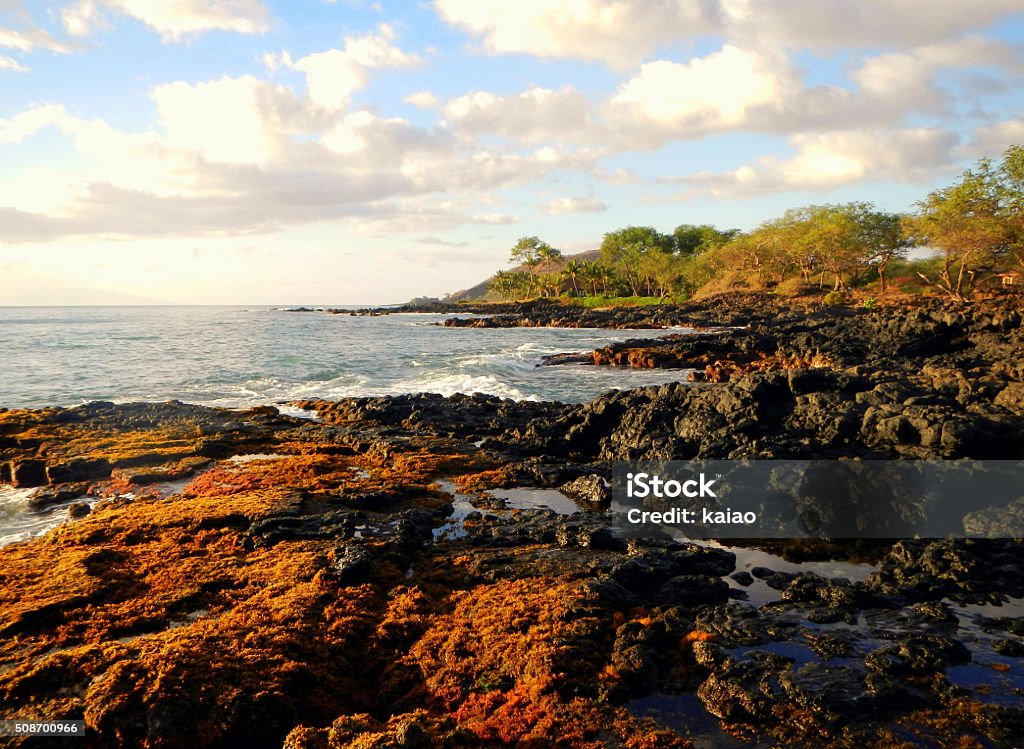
0,306 -> 694,408
0,306 -> 698,545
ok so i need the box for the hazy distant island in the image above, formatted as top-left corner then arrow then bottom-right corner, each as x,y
1,150 -> 1024,748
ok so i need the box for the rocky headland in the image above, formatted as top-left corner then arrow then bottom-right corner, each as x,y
289,294 -> 791,330
2,293 -> 1024,748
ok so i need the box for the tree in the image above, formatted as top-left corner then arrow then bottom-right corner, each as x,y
488,270 -> 529,300
998,145 -> 1024,271
673,224 -> 739,256
600,227 -> 673,296
640,251 -> 686,298
801,203 -> 876,291
907,157 -> 1012,301
578,260 -> 614,296
718,231 -> 783,287
509,236 -> 546,266
509,236 -> 556,298
537,243 -> 564,273
488,270 -> 513,299
562,259 -> 582,295
754,210 -> 815,285
859,210 -> 913,293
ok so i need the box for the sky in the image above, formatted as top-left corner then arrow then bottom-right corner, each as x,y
1,1 -> 1023,305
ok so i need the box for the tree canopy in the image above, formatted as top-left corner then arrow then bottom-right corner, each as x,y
487,147 -> 1024,304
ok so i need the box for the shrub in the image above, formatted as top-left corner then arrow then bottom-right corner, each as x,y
823,290 -> 848,306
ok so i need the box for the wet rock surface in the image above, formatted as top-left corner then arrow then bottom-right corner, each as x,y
0,294 -> 1023,748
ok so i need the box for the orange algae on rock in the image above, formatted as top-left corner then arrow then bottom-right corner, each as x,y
394,578 -> 653,747
3,401 -> 642,748
4,395 -> 1019,748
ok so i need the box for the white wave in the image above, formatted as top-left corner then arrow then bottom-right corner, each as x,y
391,373 -> 540,401
0,486 -> 94,548
0,486 -> 35,513
276,405 -> 322,420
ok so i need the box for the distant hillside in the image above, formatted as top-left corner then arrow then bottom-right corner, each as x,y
447,249 -> 601,302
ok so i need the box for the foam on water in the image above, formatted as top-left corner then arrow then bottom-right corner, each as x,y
0,486 -> 93,547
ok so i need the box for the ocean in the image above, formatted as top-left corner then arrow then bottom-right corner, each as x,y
0,306 -> 694,408
0,306 -> 695,545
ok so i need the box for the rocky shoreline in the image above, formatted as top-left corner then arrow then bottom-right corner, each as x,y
287,294 -> 795,330
2,293 -> 1024,748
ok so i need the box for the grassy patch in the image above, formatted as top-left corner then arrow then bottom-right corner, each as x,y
571,295 -> 666,308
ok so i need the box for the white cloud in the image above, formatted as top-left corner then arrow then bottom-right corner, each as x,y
0,53 -> 27,71
0,104 -> 204,213
444,86 -> 591,142
0,73 -> 589,244
850,36 -> 1024,108
681,128 -> 961,197
322,110 -> 447,161
60,0 -> 110,36
98,0 -> 271,41
404,90 -> 438,108
722,0 -> 1024,51
0,24 -> 74,53
470,212 -> 518,224
546,195 -> 607,214
1,0 -> 268,67
436,0 -> 1024,70
273,24 -> 419,110
0,104 -> 72,143
611,46 -> 785,130
599,45 -> 810,147
594,166 -> 642,184
3,1 -> 1021,253
965,120 -> 1024,158
434,0 -> 715,70
152,75 -> 296,164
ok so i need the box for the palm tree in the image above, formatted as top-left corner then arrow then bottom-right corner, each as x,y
522,256 -> 542,297
563,259 -> 582,295
537,245 -> 564,275
578,261 -> 601,296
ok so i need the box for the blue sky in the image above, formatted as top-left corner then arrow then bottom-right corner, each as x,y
1,0 -> 1023,304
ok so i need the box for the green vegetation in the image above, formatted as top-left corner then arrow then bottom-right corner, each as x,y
572,295 -> 666,308
487,145 -> 1024,304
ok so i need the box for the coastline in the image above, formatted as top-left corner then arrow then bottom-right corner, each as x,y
1,293 -> 1023,747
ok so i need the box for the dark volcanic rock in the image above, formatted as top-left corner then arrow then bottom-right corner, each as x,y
867,538 -> 1024,603
558,474 -> 611,506
11,458 -> 46,488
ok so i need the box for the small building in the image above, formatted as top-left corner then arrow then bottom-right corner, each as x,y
997,271 -> 1020,286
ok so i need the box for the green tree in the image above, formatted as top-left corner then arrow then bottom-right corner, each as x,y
859,210 -> 913,293
801,203 -> 877,291
600,226 -> 673,296
998,145 -> 1024,271
488,270 -> 513,299
907,157 -> 1012,301
640,251 -> 686,297
718,230 -> 785,287
673,224 -> 739,256
562,259 -> 582,295
509,236 -> 556,297
578,260 -> 616,296
488,270 -> 530,300
537,243 -> 564,272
